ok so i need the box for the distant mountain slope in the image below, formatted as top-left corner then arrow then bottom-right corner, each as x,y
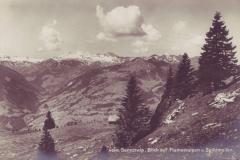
0,53 -> 182,95
0,65 -> 38,130
24,55 -> 180,129
0,53 -> 183,130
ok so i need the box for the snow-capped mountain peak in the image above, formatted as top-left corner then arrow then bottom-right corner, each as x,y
0,53 -> 181,66
53,51 -> 124,64
0,56 -> 43,63
147,54 -> 181,64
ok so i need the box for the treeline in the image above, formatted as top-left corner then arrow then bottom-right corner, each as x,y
114,12 -> 239,148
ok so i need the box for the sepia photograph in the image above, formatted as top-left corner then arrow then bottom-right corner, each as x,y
0,0 -> 240,159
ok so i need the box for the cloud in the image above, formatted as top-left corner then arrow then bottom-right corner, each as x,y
141,24 -> 161,41
38,20 -> 62,51
96,5 -> 162,54
96,5 -> 145,39
96,32 -> 117,42
171,21 -> 204,53
132,24 -> 161,54
172,20 -> 187,32
171,34 -> 204,51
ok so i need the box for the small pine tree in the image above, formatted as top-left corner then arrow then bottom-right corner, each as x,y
199,12 -> 238,92
38,129 -> 57,160
43,111 -> 56,130
150,67 -> 174,129
98,145 -> 109,160
173,53 -> 195,100
114,76 -> 150,148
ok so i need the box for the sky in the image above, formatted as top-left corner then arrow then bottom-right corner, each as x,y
0,0 -> 240,59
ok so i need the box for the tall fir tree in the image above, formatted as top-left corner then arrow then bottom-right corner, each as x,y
173,53 -> 194,100
43,111 -> 56,130
114,76 -> 150,148
199,12 -> 238,92
38,129 -> 57,160
163,67 -> 174,99
150,67 -> 174,130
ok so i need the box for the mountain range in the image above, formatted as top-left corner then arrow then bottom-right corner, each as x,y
1,52 -> 240,160
0,53 -> 182,130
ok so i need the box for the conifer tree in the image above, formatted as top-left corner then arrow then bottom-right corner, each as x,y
114,76 -> 150,148
43,111 -> 56,130
173,53 -> 194,100
39,129 -> 56,154
163,67 -> 174,98
38,129 -> 57,160
150,67 -> 174,130
199,12 -> 238,92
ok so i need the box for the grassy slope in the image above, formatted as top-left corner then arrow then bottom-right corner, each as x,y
135,81 -> 240,159
2,82 -> 240,160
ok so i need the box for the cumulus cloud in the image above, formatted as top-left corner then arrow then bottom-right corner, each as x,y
132,24 -> 161,54
171,21 -> 204,53
96,5 -> 145,38
96,5 -> 162,54
96,5 -> 161,42
38,20 -> 62,51
141,24 -> 161,41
